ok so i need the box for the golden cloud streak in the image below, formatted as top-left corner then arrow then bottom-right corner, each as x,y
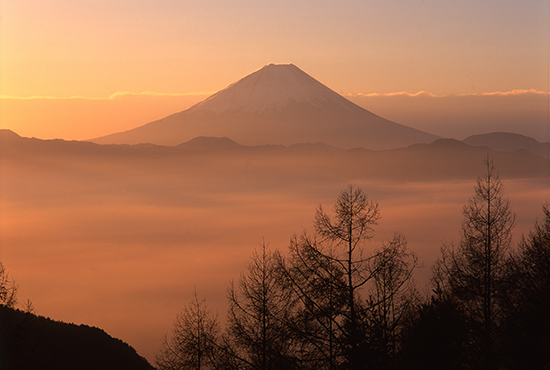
106,91 -> 215,100
349,89 -> 549,98
1,89 -> 547,102
0,91 -> 214,101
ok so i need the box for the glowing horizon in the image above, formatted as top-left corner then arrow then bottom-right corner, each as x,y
2,87 -> 548,102
2,0 -> 548,141
1,1 -> 549,364
1,87 -> 548,142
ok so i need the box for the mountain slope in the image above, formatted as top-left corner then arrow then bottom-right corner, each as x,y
91,64 -> 439,149
1,305 -> 154,370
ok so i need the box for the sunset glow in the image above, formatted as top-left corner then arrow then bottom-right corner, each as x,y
1,0 -> 549,366
2,0 -> 548,140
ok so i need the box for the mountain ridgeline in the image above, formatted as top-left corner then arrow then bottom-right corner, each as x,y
2,129 -> 548,182
90,64 -> 439,149
0,305 -> 154,370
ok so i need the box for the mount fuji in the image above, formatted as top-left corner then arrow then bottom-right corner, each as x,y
91,64 -> 439,149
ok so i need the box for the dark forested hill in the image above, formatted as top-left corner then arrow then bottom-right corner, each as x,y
0,305 -> 154,370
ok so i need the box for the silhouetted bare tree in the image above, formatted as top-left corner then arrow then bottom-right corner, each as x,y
364,233 -> 418,369
156,290 -> 219,370
0,262 -> 17,308
433,160 -> 514,369
313,184 -> 381,370
226,243 -> 298,370
275,185 -> 418,370
276,234 -> 347,369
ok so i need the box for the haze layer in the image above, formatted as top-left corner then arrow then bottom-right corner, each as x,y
1,130 -> 548,362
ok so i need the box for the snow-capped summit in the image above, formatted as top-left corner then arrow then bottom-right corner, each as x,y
188,64 -> 358,114
91,64 -> 439,149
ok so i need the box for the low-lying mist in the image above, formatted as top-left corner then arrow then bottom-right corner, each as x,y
1,136 -> 547,362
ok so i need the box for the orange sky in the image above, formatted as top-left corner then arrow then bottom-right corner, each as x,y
1,89 -> 549,142
2,2 -> 550,364
1,0 -> 549,140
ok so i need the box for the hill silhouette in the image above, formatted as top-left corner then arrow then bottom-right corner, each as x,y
3,129 -> 547,182
0,304 -> 154,370
463,131 -> 550,159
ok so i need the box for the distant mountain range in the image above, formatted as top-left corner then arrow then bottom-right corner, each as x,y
463,132 -> 550,159
3,129 -> 548,181
90,64 -> 439,149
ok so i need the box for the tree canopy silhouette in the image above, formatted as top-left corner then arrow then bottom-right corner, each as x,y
157,179 -> 550,370
433,159 -> 514,369
503,205 -> 550,369
0,262 -> 17,308
156,290 -> 220,370
226,243 -> 298,370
